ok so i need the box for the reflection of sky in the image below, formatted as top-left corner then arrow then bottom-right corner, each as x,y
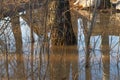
20,17 -> 41,54
77,18 -> 85,53
20,17 -> 31,43
20,17 -> 39,43
0,17 -> 15,52
77,18 -> 86,80
1,14 -> 120,79
109,36 -> 120,80
78,18 -> 102,80
109,36 -> 120,53
0,17 -> 40,53
77,17 -> 120,80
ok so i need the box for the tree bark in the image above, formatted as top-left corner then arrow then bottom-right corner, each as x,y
100,0 -> 111,9
11,14 -> 25,79
100,13 -> 110,80
47,0 -> 76,45
11,14 -> 22,54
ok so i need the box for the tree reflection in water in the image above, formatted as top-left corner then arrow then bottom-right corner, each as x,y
0,45 -> 79,80
1,8 -> 120,80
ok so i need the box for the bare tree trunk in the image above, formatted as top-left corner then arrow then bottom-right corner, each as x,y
85,0 -> 99,79
102,34 -> 110,80
11,14 -> 22,54
47,0 -> 76,45
100,13 -> 110,80
29,1 -> 34,80
11,14 -> 25,79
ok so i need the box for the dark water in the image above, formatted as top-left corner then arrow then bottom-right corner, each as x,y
0,10 -> 120,80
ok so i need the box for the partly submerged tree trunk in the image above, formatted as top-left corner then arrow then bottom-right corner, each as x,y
47,0 -> 76,45
11,14 -> 22,54
100,13 -> 110,80
11,14 -> 25,79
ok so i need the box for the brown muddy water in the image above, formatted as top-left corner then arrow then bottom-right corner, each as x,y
0,11 -> 120,80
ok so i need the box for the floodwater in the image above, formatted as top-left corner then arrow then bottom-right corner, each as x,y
0,11 -> 120,80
